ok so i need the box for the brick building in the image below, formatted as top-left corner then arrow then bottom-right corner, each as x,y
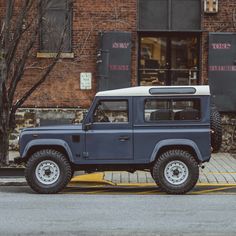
1,0 -> 236,152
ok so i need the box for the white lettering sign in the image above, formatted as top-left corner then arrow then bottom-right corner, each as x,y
80,73 -> 92,90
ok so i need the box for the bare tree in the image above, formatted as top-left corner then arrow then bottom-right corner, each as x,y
0,0 -> 71,165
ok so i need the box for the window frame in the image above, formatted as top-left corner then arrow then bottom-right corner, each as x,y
92,99 -> 130,124
39,0 -> 73,54
138,0 -> 202,31
138,32 -> 201,86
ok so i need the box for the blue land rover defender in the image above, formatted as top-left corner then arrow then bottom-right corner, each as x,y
17,86 -> 222,194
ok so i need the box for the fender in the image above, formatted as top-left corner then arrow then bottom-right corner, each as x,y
150,139 -> 203,162
22,139 -> 73,162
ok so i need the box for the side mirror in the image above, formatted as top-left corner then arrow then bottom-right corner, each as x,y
84,123 -> 92,131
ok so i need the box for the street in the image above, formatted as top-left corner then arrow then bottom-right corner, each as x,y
1,186 -> 236,236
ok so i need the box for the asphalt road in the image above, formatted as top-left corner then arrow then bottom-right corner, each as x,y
1,186 -> 236,236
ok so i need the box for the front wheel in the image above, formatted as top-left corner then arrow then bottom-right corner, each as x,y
152,149 -> 199,194
25,149 -> 72,194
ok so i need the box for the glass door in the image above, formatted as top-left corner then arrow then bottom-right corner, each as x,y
139,34 -> 199,86
170,37 -> 199,85
140,37 -> 168,86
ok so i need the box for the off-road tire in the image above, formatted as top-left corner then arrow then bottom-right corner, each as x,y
25,149 -> 72,194
71,170 -> 75,179
152,149 -> 199,194
210,107 -> 222,153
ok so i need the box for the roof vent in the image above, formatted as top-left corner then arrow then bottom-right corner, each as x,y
149,87 -> 196,95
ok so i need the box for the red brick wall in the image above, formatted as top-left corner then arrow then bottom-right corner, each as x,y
201,0 -> 236,84
2,1 -> 235,107
13,0 -> 137,108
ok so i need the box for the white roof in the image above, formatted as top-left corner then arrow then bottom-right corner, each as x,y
96,86 -> 210,97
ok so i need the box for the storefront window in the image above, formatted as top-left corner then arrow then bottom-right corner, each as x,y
139,35 -> 199,86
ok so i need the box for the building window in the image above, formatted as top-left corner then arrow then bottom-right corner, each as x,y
40,0 -> 72,53
138,0 -> 201,31
144,98 -> 200,122
139,33 -> 199,86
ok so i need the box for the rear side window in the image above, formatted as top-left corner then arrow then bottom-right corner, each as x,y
145,99 -> 200,122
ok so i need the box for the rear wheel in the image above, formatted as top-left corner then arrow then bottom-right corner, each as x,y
25,149 -> 72,194
152,149 -> 199,194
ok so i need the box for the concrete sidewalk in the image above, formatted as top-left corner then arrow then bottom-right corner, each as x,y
2,152 -> 236,186
104,153 -> 236,185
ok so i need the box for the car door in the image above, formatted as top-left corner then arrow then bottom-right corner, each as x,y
85,98 -> 133,160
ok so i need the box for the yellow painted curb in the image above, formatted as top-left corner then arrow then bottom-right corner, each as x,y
116,183 -> 236,187
70,173 -> 115,186
196,183 -> 236,186
70,172 -> 236,187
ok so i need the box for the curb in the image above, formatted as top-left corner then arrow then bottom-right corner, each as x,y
3,173 -> 236,187
0,173 -> 116,187
0,179 -> 27,186
70,173 -> 115,186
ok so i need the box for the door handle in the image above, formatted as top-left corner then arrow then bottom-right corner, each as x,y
119,136 -> 130,142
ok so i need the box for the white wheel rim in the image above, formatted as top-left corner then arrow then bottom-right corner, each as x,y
164,160 -> 189,185
35,160 -> 60,185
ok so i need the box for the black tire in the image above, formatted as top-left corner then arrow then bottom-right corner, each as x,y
150,169 -> 154,179
210,107 -> 222,153
25,149 -> 72,194
152,149 -> 199,194
71,170 -> 75,179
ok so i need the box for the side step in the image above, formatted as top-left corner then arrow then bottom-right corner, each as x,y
0,168 -> 25,178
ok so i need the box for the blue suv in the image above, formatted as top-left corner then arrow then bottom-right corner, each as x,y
17,86 -> 219,194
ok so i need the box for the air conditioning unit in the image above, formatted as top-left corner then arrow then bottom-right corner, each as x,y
204,0 -> 218,14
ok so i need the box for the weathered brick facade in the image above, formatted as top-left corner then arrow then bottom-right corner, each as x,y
1,1 -> 236,152
2,0 -> 235,108
13,0 -> 137,108
202,0 -> 236,84
202,0 -> 236,152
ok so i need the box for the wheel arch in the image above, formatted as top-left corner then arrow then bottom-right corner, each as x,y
22,139 -> 73,163
150,139 -> 203,163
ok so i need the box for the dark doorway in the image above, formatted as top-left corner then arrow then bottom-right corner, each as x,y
139,33 -> 200,86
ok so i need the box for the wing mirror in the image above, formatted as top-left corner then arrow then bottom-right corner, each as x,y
84,123 -> 92,131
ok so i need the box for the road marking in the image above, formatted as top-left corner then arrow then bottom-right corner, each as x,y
207,172 -> 236,174
196,183 -> 236,186
191,186 -> 235,194
62,185 -> 236,195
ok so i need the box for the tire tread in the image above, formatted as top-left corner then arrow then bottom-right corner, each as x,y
25,149 -> 72,194
152,149 -> 199,194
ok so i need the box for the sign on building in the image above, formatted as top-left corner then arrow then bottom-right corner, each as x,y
97,32 -> 132,91
80,72 -> 92,90
209,33 -> 236,112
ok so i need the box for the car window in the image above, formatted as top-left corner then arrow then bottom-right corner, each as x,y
144,99 -> 200,121
93,100 -> 129,123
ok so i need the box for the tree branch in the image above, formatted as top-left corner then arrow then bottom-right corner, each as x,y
5,0 -> 34,77
11,4 -> 71,114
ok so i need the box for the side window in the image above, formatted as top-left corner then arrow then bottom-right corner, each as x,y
93,100 -> 129,123
145,99 -> 200,121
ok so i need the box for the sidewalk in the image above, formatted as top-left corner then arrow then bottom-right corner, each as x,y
103,153 -> 236,185
2,152 -> 236,186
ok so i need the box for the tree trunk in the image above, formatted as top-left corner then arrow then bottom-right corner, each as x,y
0,49 -> 9,165
0,121 -> 9,165
0,105 -> 10,165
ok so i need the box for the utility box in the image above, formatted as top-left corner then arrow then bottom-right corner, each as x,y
97,32 -> 132,91
208,33 -> 236,112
